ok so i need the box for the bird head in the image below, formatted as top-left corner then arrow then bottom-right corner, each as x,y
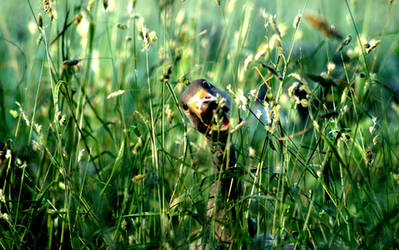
179,79 -> 231,137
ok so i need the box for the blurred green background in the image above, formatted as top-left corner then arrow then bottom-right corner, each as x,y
1,0 -> 399,248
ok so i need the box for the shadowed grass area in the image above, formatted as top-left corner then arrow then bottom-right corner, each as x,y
0,0 -> 399,248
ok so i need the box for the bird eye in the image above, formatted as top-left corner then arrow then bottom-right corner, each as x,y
201,80 -> 212,89
182,103 -> 189,111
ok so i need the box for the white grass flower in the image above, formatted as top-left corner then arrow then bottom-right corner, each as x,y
255,109 -> 262,119
35,123 -> 43,134
107,90 -> 126,99
9,110 -> 19,118
293,13 -> 302,29
132,137 -> 142,155
78,149 -> 85,162
91,50 -> 100,74
77,13 -> 89,48
21,112 -> 30,127
0,213 -> 9,222
32,140 -> 41,152
230,121 -> 245,133
129,235 -> 134,245
366,39 -> 381,54
249,147 -> 255,158
260,9 -> 268,19
369,116 -> 377,134
243,54 -> 253,71
288,81 -> 299,97
226,84 -> 233,94
373,135 -> 379,145
278,23 -> 287,37
327,62 -> 336,75
165,105 -> 174,123
313,120 -> 320,130
149,31 -> 157,43
249,89 -> 257,97
0,189 -> 5,203
234,89 -> 247,111
28,21 -> 37,34
176,9 -> 185,24
59,115 -> 66,126
5,150 -> 11,159
255,43 -> 268,60
294,30 -> 303,41
226,0 -> 237,13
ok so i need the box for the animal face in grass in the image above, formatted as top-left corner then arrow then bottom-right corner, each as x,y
179,79 -> 231,135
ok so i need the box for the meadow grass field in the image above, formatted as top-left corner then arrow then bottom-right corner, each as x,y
1,0 -> 399,248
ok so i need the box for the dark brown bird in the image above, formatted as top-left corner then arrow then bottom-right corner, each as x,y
179,79 -> 240,247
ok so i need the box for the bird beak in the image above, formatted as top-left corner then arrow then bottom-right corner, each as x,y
187,88 -> 217,118
187,89 -> 230,131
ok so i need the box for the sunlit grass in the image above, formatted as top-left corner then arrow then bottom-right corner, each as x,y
0,0 -> 399,248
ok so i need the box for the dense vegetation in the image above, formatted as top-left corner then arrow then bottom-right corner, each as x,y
1,0 -> 399,248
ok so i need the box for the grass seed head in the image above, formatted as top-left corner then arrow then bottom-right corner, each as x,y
0,189 -> 5,203
244,54 -> 253,71
293,13 -> 302,29
74,13 -> 83,25
336,35 -> 352,52
117,23 -> 128,30
38,13 -> 43,28
366,40 -> 381,54
132,174 -> 145,183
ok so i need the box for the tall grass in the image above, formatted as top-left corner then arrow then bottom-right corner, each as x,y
0,0 -> 399,248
